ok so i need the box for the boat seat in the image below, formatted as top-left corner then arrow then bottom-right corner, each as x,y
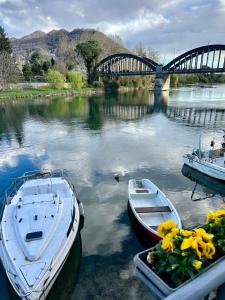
135,206 -> 171,213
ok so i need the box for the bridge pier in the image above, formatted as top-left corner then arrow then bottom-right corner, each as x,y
154,67 -> 170,92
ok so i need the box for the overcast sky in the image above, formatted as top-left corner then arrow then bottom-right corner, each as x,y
0,0 -> 225,60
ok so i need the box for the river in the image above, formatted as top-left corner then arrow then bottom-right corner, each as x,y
0,85 -> 225,300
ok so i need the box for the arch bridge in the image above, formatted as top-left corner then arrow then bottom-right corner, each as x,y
96,45 -> 225,91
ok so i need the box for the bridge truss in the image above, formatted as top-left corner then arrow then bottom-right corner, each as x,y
96,45 -> 225,76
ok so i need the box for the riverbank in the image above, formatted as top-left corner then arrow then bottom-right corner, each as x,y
0,87 -> 103,99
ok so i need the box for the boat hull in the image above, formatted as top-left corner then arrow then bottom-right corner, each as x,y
0,172 -> 84,300
183,154 -> 225,181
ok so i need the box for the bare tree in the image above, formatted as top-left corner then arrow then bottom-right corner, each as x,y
146,47 -> 161,63
108,34 -> 124,47
133,43 -> 161,63
0,51 -> 20,90
133,42 -> 146,56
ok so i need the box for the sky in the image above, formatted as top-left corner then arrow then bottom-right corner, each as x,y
0,0 -> 225,60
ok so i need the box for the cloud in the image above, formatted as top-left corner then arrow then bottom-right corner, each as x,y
95,8 -> 169,36
0,0 -> 224,58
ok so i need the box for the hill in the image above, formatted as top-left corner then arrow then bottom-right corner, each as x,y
11,29 -> 129,73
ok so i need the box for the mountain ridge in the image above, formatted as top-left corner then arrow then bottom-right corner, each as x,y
11,28 -> 129,72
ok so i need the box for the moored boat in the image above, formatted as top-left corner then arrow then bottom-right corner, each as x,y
183,132 -> 225,181
0,170 -> 84,300
128,179 -> 182,241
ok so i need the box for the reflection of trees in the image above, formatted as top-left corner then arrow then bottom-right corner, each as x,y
0,103 -> 25,145
86,97 -> 104,130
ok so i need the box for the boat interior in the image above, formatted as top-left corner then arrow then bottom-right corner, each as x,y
129,179 -> 177,229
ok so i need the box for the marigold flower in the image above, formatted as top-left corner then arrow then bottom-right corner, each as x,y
157,219 -> 177,238
192,260 -> 202,270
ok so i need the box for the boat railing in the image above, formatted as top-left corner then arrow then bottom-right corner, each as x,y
0,169 -> 66,219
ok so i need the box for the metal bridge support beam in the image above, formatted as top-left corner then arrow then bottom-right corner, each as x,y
154,67 -> 171,92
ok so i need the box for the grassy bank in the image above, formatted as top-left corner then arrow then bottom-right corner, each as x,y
0,87 -> 102,99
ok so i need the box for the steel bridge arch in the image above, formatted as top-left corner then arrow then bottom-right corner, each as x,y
96,53 -> 159,76
163,44 -> 225,73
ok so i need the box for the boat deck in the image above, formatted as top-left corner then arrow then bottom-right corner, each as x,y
1,177 -> 75,292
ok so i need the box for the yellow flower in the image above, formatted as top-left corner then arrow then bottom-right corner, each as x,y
204,243 -> 216,259
192,260 -> 202,270
162,235 -> 174,252
193,228 -> 207,237
181,237 -> 194,251
191,238 -> 206,259
157,220 -> 177,238
167,227 -> 180,238
206,209 -> 225,224
180,229 -> 192,237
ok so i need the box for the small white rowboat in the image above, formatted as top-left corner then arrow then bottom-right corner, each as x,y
0,170 -> 84,300
128,179 -> 182,241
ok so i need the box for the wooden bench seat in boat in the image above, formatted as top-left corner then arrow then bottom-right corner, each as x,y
131,191 -> 158,200
134,206 -> 171,213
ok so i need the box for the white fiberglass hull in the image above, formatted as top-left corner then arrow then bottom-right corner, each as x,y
183,154 -> 225,181
0,172 -> 83,300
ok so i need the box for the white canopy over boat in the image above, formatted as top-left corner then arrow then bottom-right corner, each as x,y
183,132 -> 225,181
128,179 -> 181,240
0,170 -> 83,300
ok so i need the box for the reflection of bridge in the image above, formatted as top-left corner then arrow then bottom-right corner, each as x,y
96,45 -> 225,91
165,106 -> 225,128
101,103 -> 154,120
98,100 -> 225,127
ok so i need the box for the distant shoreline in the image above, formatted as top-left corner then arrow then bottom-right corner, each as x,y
0,87 -> 103,99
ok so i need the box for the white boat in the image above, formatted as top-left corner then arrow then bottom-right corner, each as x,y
0,170 -> 84,300
128,179 -> 182,241
183,133 -> 225,181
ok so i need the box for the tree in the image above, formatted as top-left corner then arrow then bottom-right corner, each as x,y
42,61 -> 51,73
46,70 -> 64,89
67,71 -> 84,90
108,34 -> 124,46
133,43 -> 160,63
146,47 -> 160,63
0,51 -> 20,90
22,63 -> 32,81
0,26 -> 11,53
133,42 -> 146,56
29,52 -> 43,76
76,40 -> 101,83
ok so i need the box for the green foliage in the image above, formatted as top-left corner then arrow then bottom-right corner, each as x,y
103,75 -> 154,89
76,40 -> 101,83
42,61 -> 51,73
0,26 -> 11,53
46,70 -> 64,89
170,74 -> 179,87
29,52 -> 43,76
22,63 -> 32,81
67,71 -> 84,90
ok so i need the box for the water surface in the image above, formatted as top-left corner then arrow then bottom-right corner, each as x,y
1,85 -> 225,300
